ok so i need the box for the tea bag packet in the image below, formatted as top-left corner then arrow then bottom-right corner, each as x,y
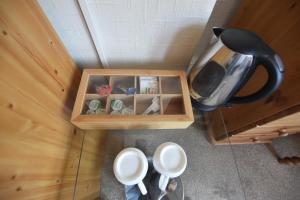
115,84 -> 136,95
110,110 -> 122,115
112,87 -> 124,94
139,77 -> 158,94
96,85 -> 112,96
143,96 -> 160,115
88,99 -> 101,110
86,109 -> 96,115
111,99 -> 134,115
86,99 -> 105,115
124,87 -> 136,95
110,99 -> 123,115
95,108 -> 106,115
121,106 -> 134,115
111,99 -> 124,111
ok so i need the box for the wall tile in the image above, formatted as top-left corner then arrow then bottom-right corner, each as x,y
86,0 -> 216,69
38,0 -> 101,68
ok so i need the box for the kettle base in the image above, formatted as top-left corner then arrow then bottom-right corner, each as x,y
191,99 -> 218,112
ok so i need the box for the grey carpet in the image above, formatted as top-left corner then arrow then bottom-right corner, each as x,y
231,135 -> 300,200
100,117 -> 300,200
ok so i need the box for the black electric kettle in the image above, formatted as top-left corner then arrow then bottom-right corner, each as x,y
189,27 -> 284,111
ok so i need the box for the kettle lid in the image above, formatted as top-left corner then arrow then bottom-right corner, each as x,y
220,28 -> 272,55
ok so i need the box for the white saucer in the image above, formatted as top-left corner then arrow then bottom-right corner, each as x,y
153,142 -> 187,178
113,148 -> 148,186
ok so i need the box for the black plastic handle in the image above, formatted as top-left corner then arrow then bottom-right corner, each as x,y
228,53 -> 284,104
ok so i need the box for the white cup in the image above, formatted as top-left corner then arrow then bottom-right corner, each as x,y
113,148 -> 148,195
153,142 -> 187,191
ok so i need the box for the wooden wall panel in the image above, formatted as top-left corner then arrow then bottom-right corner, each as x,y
216,0 -> 300,134
0,0 -> 81,119
0,0 -> 83,199
74,130 -> 108,200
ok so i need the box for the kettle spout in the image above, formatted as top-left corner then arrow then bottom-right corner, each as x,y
213,27 -> 224,37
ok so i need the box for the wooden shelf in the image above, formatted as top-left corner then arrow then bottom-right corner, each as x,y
135,95 -> 161,115
110,76 -> 135,94
86,76 -> 109,93
71,69 -> 194,129
161,76 -> 182,94
162,95 -> 185,115
107,95 -> 134,115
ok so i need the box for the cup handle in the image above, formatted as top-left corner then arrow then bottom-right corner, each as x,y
138,181 -> 147,195
159,174 -> 169,191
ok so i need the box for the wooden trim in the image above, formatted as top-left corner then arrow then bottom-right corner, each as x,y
71,70 -> 89,120
84,69 -> 187,76
212,139 -> 272,145
230,104 -> 300,135
73,130 -> 108,199
73,114 -> 192,122
179,71 -> 194,121
77,0 -> 107,66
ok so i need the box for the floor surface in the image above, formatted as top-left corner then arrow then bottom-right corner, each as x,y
100,117 -> 300,200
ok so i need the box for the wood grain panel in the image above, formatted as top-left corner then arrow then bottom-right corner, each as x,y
74,130 -> 108,200
0,0 -> 81,119
0,1 -> 83,199
217,0 -> 300,133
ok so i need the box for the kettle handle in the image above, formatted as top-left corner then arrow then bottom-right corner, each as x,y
213,27 -> 224,37
228,54 -> 284,104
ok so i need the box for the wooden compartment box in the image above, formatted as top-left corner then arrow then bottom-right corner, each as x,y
71,69 -> 194,129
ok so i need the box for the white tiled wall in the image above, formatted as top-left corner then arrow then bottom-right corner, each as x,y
38,0 -> 101,68
85,0 -> 216,69
39,0 -> 217,70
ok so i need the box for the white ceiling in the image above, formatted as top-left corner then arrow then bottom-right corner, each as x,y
39,0 -> 217,69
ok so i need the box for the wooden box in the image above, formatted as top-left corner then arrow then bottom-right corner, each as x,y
71,69 -> 194,129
